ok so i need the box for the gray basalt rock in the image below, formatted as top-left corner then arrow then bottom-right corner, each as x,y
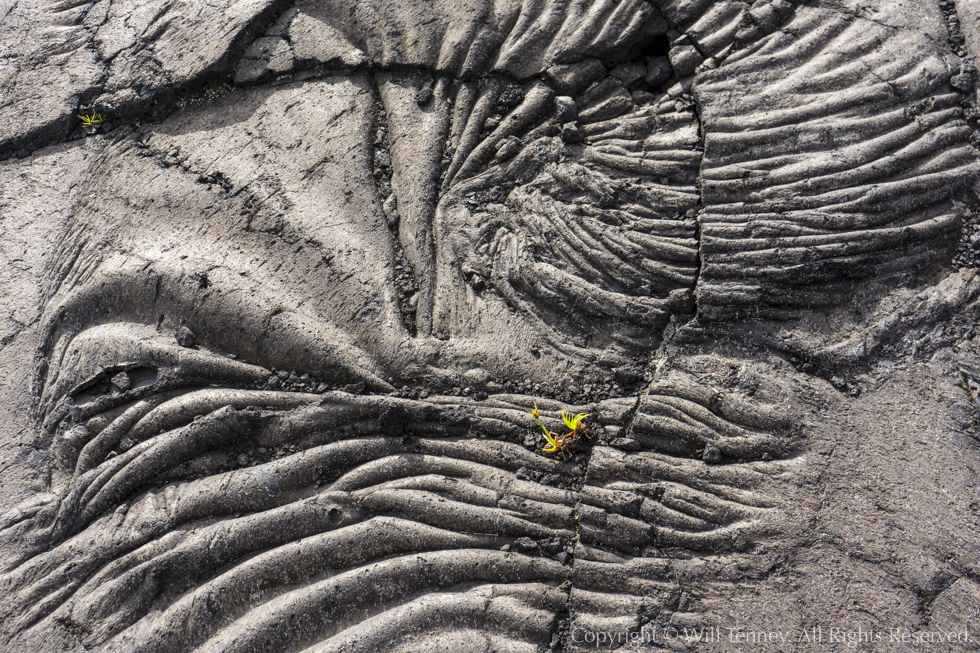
2,0 -> 980,651
234,36 -> 295,84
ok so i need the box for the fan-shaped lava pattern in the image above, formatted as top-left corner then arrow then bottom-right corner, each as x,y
2,330 -> 818,651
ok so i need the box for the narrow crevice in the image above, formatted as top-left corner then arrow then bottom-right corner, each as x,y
682,31 -> 712,63
551,393 -> 644,651
548,581 -> 573,651
369,82 -> 420,337
675,81 -> 707,341
632,4 -> 711,348
551,466 -> 588,651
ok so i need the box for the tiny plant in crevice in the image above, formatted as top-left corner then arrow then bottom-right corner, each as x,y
529,403 -> 592,459
78,111 -> 105,134
78,111 -> 104,127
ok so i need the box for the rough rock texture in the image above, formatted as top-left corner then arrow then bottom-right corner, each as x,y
2,0 -> 980,651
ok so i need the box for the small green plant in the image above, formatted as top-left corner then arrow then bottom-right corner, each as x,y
529,403 -> 591,458
78,111 -> 104,126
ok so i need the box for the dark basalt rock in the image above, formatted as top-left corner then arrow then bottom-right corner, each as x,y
174,326 -> 196,348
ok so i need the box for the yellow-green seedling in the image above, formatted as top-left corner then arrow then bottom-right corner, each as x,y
528,404 -> 591,458
560,410 -> 589,435
78,111 -> 104,126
